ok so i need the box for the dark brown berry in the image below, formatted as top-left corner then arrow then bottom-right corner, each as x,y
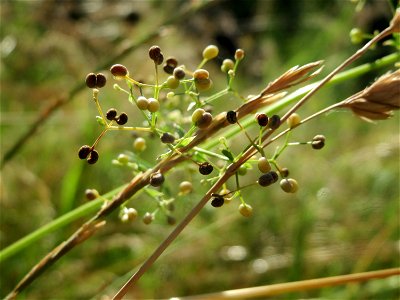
116,113 -> 128,125
199,162 -> 213,175
280,167 -> 290,178
163,57 -> 178,74
110,64 -> 128,77
85,189 -> 99,200
78,145 -> 92,159
167,215 -> 176,225
173,67 -> 185,80
160,132 -> 175,144
196,112 -> 213,129
311,135 -> 326,150
211,196 -> 224,207
163,64 -> 174,74
95,73 -> 107,88
226,110 -> 237,124
85,73 -> 97,88
106,108 -> 118,120
268,115 -> 281,129
258,171 -> 278,187
256,113 -> 268,126
150,172 -> 165,187
148,45 -> 163,65
87,149 -> 99,164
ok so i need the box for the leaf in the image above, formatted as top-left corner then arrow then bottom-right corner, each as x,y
221,149 -> 234,162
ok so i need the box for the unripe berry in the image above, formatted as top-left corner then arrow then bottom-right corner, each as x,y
280,178 -> 299,193
280,167 -> 289,178
78,145 -> 92,159
179,181 -> 193,194
133,137 -> 146,152
150,172 -> 165,187
221,59 -> 234,73
160,132 -> 175,144
202,45 -> 219,60
85,188 -> 99,200
238,165 -> 247,176
95,73 -> 107,88
196,112 -> 213,129
173,67 -> 185,80
142,212 -> 154,224
85,73 -> 97,88
257,157 -> 271,173
238,203 -> 253,217
87,149 -> 99,164
234,49 -> 245,61
268,115 -> 281,129
256,113 -> 268,127
350,28 -> 364,44
191,108 -> 205,123
199,162 -> 213,175
117,153 -> 129,164
106,108 -> 118,120
211,196 -> 224,207
136,96 -> 149,110
116,113 -> 128,125
147,98 -> 160,112
258,171 -> 278,187
166,76 -> 180,89
226,110 -> 237,124
287,113 -> 301,129
193,69 -> 209,80
122,207 -> 138,222
110,64 -> 129,77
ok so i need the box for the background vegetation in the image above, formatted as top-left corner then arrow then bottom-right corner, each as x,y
1,0 -> 399,299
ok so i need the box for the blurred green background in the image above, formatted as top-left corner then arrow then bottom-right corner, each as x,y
1,0 -> 399,299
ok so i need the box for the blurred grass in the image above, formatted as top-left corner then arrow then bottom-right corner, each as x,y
1,0 -> 399,299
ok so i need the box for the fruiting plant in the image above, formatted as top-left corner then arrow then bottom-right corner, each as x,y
2,7 -> 400,300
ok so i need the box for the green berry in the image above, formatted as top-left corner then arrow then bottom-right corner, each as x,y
221,59 -> 234,73
147,98 -> 160,112
202,45 -> 219,60
191,108 -> 205,123
117,153 -> 129,164
280,178 -> 299,193
133,137 -> 146,152
350,28 -> 364,44
166,76 -> 180,89
179,181 -> 193,194
238,203 -> 253,217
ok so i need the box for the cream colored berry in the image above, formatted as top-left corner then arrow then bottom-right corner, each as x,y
287,113 -> 301,129
133,137 -> 146,152
202,45 -> 219,60
191,108 -> 205,123
221,59 -> 234,73
257,157 -> 271,173
147,98 -> 160,112
137,96 -> 149,110
238,203 -> 253,217
179,181 -> 193,194
280,178 -> 299,193
234,49 -> 245,60
166,76 -> 179,89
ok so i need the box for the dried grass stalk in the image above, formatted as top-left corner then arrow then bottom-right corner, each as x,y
340,70 -> 400,121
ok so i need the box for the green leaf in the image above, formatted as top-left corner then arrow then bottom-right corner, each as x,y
221,149 -> 234,162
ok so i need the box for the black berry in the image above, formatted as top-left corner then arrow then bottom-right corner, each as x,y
173,67 -> 185,80
211,196 -> 224,207
150,172 -> 165,187
258,171 -> 279,187
78,145 -> 92,159
199,162 -> 213,175
312,135 -> 326,150
268,115 -> 281,129
256,113 -> 269,126
148,45 -> 163,65
163,57 -> 178,74
95,73 -> 107,88
110,64 -> 128,77
116,113 -> 128,125
106,108 -> 118,120
85,73 -> 97,89
87,149 -> 99,164
226,110 -> 237,124
160,132 -> 175,144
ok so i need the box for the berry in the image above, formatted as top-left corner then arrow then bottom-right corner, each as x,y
202,45 -> 219,60
160,132 -> 175,144
191,108 -> 205,123
211,196 -> 224,207
117,153 -> 129,164
258,171 -> 278,187
280,167 -> 290,178
87,149 -> 99,164
142,212 -> 154,224
193,69 -> 209,80
195,78 -> 212,91
257,157 -> 271,173
221,59 -> 234,73
163,57 -> 178,74
268,115 -> 281,129
350,28 -> 364,44
312,135 -> 326,149
166,76 -> 180,89
78,145 -> 92,159
110,64 -> 129,77
238,165 -> 247,176
173,67 -> 185,80
199,162 -> 213,175
122,207 -> 138,222
179,181 -> 193,194
148,45 -> 163,65
287,113 -> 301,128
85,189 -> 99,200
196,112 -> 213,129
85,73 -> 97,88
226,110 -> 237,124
256,113 -> 268,127
166,215 -> 176,225
280,178 -> 299,193
150,172 -> 165,187
95,73 -> 107,88
235,49 -> 245,61
238,203 -> 253,217
147,98 -> 160,113
136,96 -> 149,110
106,108 -> 118,120
133,137 -> 146,152
116,113 -> 128,125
